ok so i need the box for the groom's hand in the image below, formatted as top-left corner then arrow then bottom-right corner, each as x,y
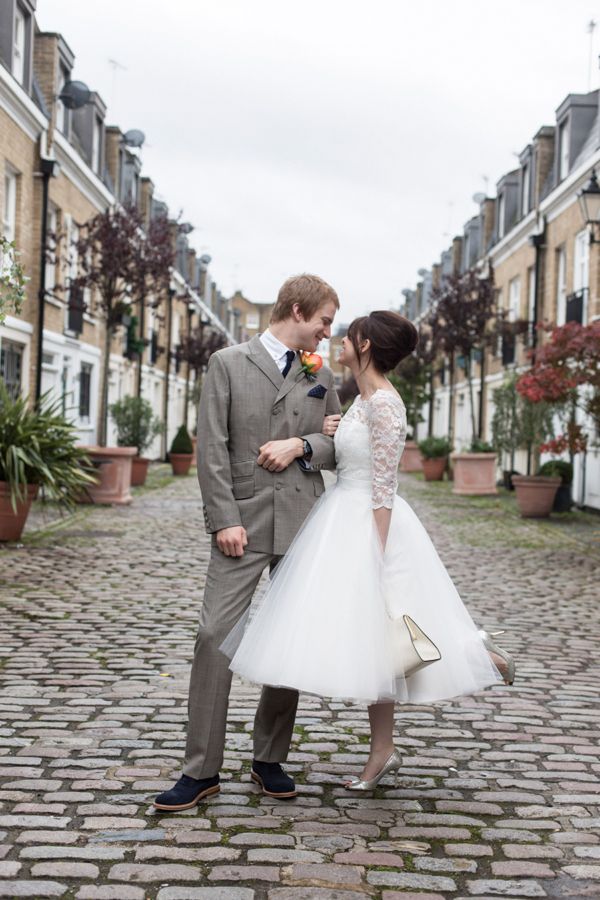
257,438 -> 303,472
216,526 -> 248,557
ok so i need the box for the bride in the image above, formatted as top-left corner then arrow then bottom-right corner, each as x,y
224,310 -> 514,790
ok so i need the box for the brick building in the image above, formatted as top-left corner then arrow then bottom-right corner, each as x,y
401,87 -> 600,510
0,0 -> 234,455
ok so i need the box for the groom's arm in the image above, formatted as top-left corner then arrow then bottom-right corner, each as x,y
197,352 -> 242,534
300,369 -> 340,471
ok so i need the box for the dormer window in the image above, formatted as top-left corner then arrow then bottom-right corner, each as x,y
498,193 -> 506,239
12,5 -> 25,84
522,163 -> 530,217
57,64 -> 70,136
92,116 -> 101,173
558,119 -> 569,180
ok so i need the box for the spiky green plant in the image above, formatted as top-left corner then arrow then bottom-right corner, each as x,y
0,382 -> 97,511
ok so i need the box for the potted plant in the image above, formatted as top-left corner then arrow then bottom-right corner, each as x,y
491,374 -> 522,490
0,383 -> 96,541
417,436 -> 452,481
169,425 -> 194,476
109,396 -> 163,486
451,438 -> 498,496
537,460 -> 573,513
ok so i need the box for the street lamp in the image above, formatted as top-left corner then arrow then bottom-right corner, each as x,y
577,168 -> 600,243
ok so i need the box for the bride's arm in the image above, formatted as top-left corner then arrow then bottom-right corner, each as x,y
368,393 -> 407,551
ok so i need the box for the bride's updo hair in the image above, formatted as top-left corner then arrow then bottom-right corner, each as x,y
347,311 -> 418,373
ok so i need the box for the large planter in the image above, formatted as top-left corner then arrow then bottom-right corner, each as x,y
131,456 -> 150,487
422,457 -> 446,481
451,452 -> 498,496
400,441 -> 422,473
0,483 -> 38,542
513,475 -> 561,518
77,446 -> 136,505
170,453 -> 193,476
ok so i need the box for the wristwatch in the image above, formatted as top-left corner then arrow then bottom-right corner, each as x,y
302,439 -> 313,461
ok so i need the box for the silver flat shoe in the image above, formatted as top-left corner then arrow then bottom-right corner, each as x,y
344,748 -> 402,791
479,629 -> 515,685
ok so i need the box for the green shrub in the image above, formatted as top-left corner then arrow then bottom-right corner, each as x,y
0,382 -> 97,511
170,425 -> 193,455
469,438 -> 496,453
537,459 -> 573,485
109,395 -> 163,455
417,436 -> 452,459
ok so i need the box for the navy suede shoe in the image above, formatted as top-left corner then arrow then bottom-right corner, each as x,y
154,773 -> 220,811
251,760 -> 297,798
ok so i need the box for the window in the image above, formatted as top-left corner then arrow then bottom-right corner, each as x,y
527,266 -> 536,345
13,6 -> 25,85
558,120 -> 569,181
57,65 -> 70,135
508,276 -> 521,322
497,194 -> 506,239
556,247 -> 567,326
245,312 -> 259,330
521,164 -> 530,217
574,230 -> 589,293
79,362 -> 92,419
45,204 -> 58,294
92,117 -> 102,173
0,340 -> 24,401
3,170 -> 17,241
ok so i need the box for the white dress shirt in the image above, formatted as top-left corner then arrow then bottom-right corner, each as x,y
260,329 -> 296,373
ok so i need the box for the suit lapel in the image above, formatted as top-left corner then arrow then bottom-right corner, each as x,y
275,352 -> 304,403
247,334 -> 284,389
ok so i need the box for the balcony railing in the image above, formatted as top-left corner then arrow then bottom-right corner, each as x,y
565,288 -> 587,324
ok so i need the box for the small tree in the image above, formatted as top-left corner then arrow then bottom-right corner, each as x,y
492,373 -> 555,475
517,321 -> 600,458
0,236 -> 27,325
109,396 -> 163,456
70,205 -> 144,445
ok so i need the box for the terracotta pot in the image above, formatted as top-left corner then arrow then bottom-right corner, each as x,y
512,475 -> 561,518
451,452 -> 498,496
421,457 -> 446,481
170,453 -> 193,476
400,441 -> 423,473
77,446 -> 136,505
131,456 -> 150,487
0,482 -> 38,542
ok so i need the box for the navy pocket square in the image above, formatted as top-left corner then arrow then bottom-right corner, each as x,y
307,384 -> 327,399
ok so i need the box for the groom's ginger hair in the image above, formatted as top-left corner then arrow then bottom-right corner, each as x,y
270,274 -> 340,323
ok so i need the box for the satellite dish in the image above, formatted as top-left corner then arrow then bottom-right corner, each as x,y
472,192 -> 486,204
417,268 -> 428,277
59,80 -> 91,110
123,129 -> 145,148
200,254 -> 212,265
179,222 -> 194,235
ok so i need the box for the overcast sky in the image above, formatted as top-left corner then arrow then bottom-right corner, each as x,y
40,0 -> 599,323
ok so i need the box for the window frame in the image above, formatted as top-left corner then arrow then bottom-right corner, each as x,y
12,5 -> 26,85
555,246 -> 567,326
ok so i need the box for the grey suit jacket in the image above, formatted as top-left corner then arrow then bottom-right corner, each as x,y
197,334 -> 341,555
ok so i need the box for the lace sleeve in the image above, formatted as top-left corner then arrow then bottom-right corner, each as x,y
368,392 -> 407,509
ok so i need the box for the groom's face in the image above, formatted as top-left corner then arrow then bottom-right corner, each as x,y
297,301 -> 337,352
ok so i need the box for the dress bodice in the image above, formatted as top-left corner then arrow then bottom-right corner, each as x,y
334,389 -> 407,509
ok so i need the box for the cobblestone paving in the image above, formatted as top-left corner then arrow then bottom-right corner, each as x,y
0,471 -> 599,899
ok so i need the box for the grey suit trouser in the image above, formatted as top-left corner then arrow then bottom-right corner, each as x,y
183,542 -> 299,779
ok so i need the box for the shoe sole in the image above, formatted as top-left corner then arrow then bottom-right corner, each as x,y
250,770 -> 298,799
153,784 -> 220,811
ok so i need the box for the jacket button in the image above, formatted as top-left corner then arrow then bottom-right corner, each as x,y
275,482 -> 282,490
293,409 -> 299,415
272,408 -> 280,416
295,485 -> 301,492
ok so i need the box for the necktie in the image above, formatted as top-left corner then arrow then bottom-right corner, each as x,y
282,350 -> 295,378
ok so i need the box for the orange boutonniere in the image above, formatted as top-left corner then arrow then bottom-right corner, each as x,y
299,352 -> 323,382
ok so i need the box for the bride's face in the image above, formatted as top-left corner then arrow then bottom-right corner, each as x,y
338,334 -> 357,367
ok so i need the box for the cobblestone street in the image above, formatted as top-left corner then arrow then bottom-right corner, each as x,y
1,470 -> 599,899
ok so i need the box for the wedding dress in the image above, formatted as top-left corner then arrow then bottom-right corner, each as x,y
224,389 -> 502,704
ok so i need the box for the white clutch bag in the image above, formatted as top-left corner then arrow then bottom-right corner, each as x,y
389,613 -> 441,678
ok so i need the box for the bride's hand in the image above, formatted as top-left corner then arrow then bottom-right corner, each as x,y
322,414 -> 341,436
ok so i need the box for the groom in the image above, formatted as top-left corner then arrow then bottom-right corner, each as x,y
155,273 -> 341,810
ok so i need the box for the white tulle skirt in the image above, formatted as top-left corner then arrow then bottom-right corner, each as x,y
223,476 -> 502,704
